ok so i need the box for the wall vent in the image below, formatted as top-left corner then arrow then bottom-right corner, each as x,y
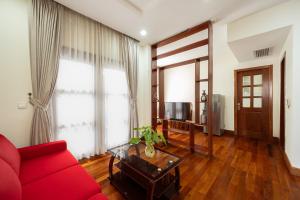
254,48 -> 272,58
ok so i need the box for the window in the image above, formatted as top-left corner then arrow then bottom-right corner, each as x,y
54,60 -> 130,158
54,59 -> 95,159
104,68 -> 130,149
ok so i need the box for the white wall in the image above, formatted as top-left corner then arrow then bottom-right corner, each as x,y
0,0 -> 32,147
164,64 -> 195,120
227,0 -> 300,168
213,23 -> 238,131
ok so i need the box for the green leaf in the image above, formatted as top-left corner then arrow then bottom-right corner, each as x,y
152,133 -> 159,143
129,137 -> 141,144
130,125 -> 167,146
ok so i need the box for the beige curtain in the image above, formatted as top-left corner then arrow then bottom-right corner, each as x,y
121,36 -> 139,137
59,9 -> 106,156
60,8 -> 139,152
29,0 -> 139,152
29,0 -> 63,145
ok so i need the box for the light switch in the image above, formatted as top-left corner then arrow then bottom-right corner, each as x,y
17,102 -> 27,109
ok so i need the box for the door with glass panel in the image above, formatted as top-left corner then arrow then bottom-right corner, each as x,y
236,66 -> 272,140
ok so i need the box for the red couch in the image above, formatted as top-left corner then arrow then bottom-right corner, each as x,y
0,134 -> 107,200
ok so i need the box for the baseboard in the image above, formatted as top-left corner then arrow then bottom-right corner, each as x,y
222,129 -> 235,135
272,136 -> 279,144
278,143 -> 300,176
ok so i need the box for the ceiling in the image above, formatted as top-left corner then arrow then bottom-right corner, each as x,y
55,0 -> 288,44
229,26 -> 291,62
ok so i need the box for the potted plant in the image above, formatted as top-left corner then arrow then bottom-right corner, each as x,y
129,126 -> 167,158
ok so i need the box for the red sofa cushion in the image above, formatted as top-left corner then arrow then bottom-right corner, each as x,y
0,158 -> 22,200
0,134 -> 21,175
88,193 -> 109,200
18,140 -> 67,160
19,150 -> 78,185
22,165 -> 101,200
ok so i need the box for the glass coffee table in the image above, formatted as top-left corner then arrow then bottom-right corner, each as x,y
108,143 -> 182,200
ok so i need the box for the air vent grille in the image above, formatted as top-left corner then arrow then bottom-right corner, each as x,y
254,48 -> 271,58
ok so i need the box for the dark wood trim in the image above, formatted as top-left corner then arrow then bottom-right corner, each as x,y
152,21 -> 209,48
207,21 -> 213,158
196,79 -> 208,82
222,129 -> 235,135
278,144 -> 300,176
234,65 -> 273,142
152,39 -> 208,60
151,20 -> 213,158
234,65 -> 271,72
189,124 -> 195,153
159,69 -> 164,118
158,56 -> 208,70
195,60 -> 200,124
280,53 -> 286,150
151,47 -> 158,129
272,136 -> 279,144
234,71 -> 238,135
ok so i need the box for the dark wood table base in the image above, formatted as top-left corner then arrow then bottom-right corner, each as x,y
109,155 -> 181,200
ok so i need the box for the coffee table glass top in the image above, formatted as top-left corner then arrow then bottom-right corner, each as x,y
108,143 -> 181,179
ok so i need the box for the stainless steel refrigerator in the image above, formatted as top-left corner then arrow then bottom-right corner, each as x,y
212,94 -> 225,136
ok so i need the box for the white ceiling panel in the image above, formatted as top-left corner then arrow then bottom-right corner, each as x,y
55,0 -> 288,44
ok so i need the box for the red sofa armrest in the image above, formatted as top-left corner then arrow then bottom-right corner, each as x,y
18,141 -> 67,160
88,193 -> 108,200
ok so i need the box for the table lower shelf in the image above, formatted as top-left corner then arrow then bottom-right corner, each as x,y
110,172 -> 179,200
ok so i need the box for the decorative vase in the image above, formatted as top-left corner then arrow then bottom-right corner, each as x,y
145,144 -> 155,158
201,90 -> 207,102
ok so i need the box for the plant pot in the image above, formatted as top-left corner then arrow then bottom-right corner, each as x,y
145,145 -> 155,158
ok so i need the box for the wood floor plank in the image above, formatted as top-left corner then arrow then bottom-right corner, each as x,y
80,132 -> 300,200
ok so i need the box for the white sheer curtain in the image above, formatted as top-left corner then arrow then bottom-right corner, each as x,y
54,59 -> 95,159
51,7 -> 139,159
104,67 -> 130,149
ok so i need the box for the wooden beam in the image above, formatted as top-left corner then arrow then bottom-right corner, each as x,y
158,56 -> 208,70
207,21 -> 213,158
151,46 -> 158,130
195,60 -> 200,124
152,21 -> 209,48
152,39 -> 208,61
196,79 -> 208,82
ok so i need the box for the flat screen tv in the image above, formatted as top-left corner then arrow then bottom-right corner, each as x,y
164,102 -> 191,121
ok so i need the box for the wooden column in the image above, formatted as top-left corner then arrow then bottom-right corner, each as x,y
151,46 -> 158,129
207,21 -> 213,158
195,60 -> 200,124
189,123 -> 195,153
162,119 -> 169,141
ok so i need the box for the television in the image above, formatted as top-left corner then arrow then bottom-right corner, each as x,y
164,102 -> 191,121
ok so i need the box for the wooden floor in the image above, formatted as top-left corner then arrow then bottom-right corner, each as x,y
81,132 -> 300,200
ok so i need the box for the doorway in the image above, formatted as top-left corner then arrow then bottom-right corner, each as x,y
280,55 -> 286,150
234,66 -> 273,141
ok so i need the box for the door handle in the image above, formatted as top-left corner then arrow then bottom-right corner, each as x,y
237,103 -> 241,110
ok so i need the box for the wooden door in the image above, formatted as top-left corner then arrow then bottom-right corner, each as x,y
235,66 -> 272,140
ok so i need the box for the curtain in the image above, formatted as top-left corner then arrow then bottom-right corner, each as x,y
54,9 -> 104,158
137,45 -> 152,127
29,0 -> 63,145
104,67 -> 130,149
52,8 -> 138,158
121,36 -> 139,137
54,59 -> 96,159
